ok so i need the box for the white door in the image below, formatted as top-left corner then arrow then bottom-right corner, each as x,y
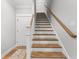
16,16 -> 31,45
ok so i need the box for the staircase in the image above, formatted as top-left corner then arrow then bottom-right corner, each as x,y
31,13 -> 67,59
3,13 -> 67,59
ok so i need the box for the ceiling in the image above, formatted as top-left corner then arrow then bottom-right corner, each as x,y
14,0 -> 33,5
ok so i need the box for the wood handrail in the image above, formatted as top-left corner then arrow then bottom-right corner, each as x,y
45,6 -> 77,38
30,14 -> 34,27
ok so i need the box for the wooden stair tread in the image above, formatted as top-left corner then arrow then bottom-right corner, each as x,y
32,52 -> 66,58
35,25 -> 51,26
35,23 -> 50,24
33,34 -> 56,36
36,21 -> 49,22
35,28 -> 53,30
36,20 -> 49,22
35,24 -> 50,25
36,13 -> 48,19
35,26 -> 51,28
35,27 -> 52,28
35,30 -> 53,31
36,20 -> 48,21
36,22 -> 49,23
33,38 -> 58,41
35,25 -> 51,27
32,44 -> 61,48
35,26 -> 52,28
35,21 -> 49,23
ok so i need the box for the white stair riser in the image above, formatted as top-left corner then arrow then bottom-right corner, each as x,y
34,32 -> 55,34
36,21 -> 49,22
32,41 -> 59,44
32,58 -> 66,59
33,36 -> 58,39
35,25 -> 51,27
35,28 -> 53,30
35,23 -> 50,24
32,48 -> 63,52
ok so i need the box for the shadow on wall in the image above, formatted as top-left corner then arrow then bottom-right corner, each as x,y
46,0 -> 53,9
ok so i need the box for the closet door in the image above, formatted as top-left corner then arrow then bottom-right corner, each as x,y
16,16 -> 31,45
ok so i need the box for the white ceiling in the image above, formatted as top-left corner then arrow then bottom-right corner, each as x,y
14,0 -> 46,5
14,0 -> 33,5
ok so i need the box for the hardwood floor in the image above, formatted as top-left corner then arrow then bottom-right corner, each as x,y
32,52 -> 66,58
32,44 -> 62,48
3,46 -> 26,59
33,38 -> 58,41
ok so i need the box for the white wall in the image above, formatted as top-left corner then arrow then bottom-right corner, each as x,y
36,0 -> 46,12
16,5 -> 33,14
1,0 -> 16,55
15,0 -> 33,14
50,17 -> 77,59
46,0 -> 77,59
47,0 -> 77,33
